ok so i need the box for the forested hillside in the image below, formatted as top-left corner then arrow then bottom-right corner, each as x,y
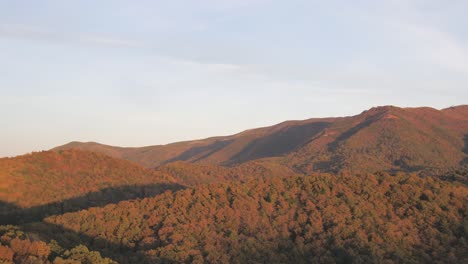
0,150 -> 181,224
154,160 -> 299,186
12,172 -> 465,264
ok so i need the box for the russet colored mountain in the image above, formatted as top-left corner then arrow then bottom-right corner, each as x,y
54,105 -> 468,173
285,105 -> 468,173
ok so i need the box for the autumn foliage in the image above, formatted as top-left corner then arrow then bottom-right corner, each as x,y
36,172 -> 467,263
0,150 -> 176,209
0,225 -> 116,264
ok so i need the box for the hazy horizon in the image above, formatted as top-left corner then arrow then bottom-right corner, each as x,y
2,0 -> 468,157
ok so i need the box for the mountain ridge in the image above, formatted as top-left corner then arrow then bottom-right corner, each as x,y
53,105 -> 468,173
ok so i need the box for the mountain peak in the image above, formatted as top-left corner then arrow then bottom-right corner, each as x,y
360,105 -> 399,117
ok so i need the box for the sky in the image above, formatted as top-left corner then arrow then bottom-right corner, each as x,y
1,0 -> 467,157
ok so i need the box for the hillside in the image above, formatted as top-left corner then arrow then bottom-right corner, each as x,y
54,105 -> 468,173
154,159 -> 299,186
0,149 -> 181,224
0,225 -> 117,263
32,172 -> 467,263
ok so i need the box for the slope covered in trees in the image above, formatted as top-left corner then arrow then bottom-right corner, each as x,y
54,105 -> 468,174
0,150 -> 181,224
0,225 -> 116,263
154,160 -> 299,186
33,172 -> 467,263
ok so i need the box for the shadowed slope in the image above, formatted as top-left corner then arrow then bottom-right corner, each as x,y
227,121 -> 330,164
463,134 -> 468,155
0,184 -> 185,263
53,118 -> 337,168
0,150 -> 186,263
0,183 -> 184,225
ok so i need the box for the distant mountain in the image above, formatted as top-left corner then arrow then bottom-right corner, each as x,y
54,105 -> 468,174
285,105 -> 468,174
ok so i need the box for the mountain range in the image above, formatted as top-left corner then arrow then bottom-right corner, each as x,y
1,105 -> 467,263
54,105 -> 468,174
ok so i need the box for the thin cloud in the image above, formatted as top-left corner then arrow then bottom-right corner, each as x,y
0,23 -> 144,49
161,56 -> 246,73
0,23 -> 63,43
78,35 -> 143,48
200,0 -> 269,10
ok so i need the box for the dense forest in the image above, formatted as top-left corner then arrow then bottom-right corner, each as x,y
0,150 -> 177,208
154,160 -> 299,186
1,171 -> 466,263
0,225 -> 116,263
0,150 -> 182,225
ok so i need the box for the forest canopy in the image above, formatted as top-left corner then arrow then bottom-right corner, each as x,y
16,172 -> 465,264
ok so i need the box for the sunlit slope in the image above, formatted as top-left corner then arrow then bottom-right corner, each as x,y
54,105 -> 468,173
42,172 -> 468,263
0,149 -> 177,209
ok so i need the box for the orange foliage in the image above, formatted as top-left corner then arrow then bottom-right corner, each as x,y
38,172 -> 467,263
0,245 -> 13,262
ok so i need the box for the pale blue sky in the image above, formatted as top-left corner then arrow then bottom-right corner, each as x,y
1,0 -> 467,157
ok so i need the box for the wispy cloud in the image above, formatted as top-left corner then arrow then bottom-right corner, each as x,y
0,23 -> 61,42
168,58 -> 244,72
200,0 -> 269,10
0,23 -> 144,48
78,35 -> 143,48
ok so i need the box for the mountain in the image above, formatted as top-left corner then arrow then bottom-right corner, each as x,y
285,105 -> 468,173
54,105 -> 468,173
